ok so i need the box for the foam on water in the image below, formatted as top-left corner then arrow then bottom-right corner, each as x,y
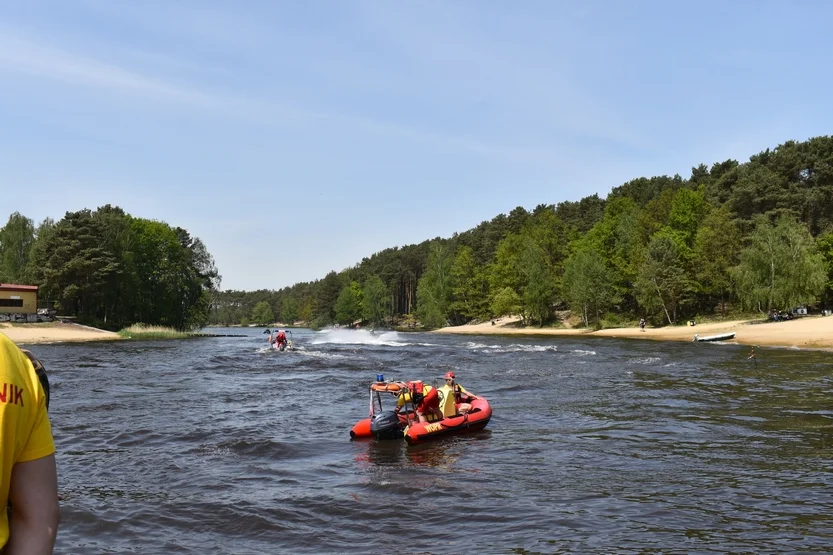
465,342 -> 560,353
310,328 -> 409,346
631,356 -> 662,365
294,350 -> 349,360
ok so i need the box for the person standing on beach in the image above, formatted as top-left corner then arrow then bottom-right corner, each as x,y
0,332 -> 60,554
639,319 -> 646,332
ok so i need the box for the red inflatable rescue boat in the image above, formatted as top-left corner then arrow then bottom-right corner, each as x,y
350,379 -> 492,444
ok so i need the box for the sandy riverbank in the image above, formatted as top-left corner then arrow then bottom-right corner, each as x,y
1,315 -> 828,350
434,315 -> 832,350
0,322 -> 121,345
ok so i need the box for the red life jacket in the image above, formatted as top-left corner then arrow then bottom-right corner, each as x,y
407,381 -> 425,404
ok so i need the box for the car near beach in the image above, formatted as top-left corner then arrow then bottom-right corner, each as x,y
36,308 -> 57,322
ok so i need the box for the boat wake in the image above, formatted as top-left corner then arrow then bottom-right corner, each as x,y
310,328 -> 409,346
254,346 -> 349,359
465,342 -> 560,353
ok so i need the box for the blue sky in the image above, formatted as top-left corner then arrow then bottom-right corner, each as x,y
1,1 -> 831,291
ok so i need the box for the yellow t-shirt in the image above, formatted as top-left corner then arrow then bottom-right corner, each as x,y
0,332 -> 56,547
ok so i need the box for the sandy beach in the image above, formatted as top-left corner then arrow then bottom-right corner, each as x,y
0,322 -> 121,345
1,314 -> 828,350
435,314 -> 833,350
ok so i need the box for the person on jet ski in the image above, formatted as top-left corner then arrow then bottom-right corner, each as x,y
274,330 -> 288,350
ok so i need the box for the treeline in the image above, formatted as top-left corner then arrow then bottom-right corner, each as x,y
211,136 -> 833,329
0,205 -> 220,330
5,137 -> 831,332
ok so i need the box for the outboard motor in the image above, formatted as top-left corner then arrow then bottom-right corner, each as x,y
370,410 -> 404,440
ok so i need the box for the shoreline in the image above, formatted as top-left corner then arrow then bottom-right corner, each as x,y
2,315 -> 828,351
433,315 -> 833,351
0,322 -> 121,345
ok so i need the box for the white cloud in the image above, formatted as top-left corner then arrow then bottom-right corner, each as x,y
0,26 -> 569,165
0,30 -> 222,107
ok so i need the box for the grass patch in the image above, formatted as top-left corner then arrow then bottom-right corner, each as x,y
117,324 -> 193,339
689,312 -> 764,324
599,312 -> 632,330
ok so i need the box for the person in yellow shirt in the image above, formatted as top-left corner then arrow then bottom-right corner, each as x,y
0,332 -> 60,554
438,371 -> 478,418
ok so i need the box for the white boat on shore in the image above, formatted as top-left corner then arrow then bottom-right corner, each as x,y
694,332 -> 736,342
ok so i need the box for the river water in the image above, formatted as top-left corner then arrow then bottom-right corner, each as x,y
23,327 -> 833,553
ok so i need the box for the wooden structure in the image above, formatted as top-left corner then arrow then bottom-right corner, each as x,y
0,283 -> 39,321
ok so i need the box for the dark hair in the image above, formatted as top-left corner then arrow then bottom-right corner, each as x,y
21,350 -> 50,411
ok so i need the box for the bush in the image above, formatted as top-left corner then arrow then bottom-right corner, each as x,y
118,324 -> 193,339
309,315 -> 332,330
599,312 -> 629,330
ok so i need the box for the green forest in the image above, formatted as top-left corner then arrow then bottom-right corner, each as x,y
2,136 -> 832,331
0,206 -> 220,330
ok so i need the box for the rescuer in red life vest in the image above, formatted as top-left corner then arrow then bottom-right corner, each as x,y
394,381 -> 441,423
275,330 -> 288,350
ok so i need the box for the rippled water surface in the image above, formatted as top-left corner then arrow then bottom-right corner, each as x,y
24,327 -> 833,553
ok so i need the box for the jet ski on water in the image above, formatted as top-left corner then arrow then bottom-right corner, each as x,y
263,328 -> 294,351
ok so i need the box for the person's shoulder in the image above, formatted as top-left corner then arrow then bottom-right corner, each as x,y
0,332 -> 27,368
0,331 -> 17,351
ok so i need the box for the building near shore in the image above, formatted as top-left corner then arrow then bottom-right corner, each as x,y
0,283 -> 39,322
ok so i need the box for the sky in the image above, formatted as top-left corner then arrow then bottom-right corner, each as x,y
1,1 -> 832,291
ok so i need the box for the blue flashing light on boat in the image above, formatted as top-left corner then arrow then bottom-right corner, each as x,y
376,374 -> 385,382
